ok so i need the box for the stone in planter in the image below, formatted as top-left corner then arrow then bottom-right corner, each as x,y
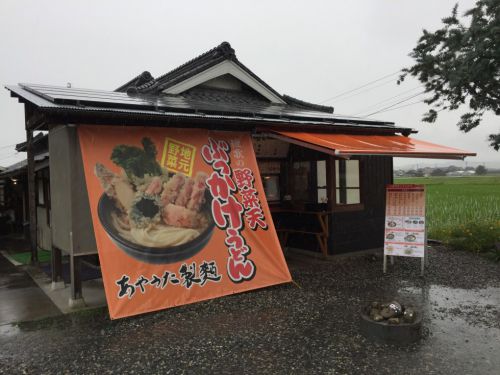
380,307 -> 395,319
373,314 -> 384,322
360,303 -> 422,345
388,301 -> 403,317
403,308 -> 416,323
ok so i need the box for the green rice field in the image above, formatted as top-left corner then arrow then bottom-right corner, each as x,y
395,176 -> 500,257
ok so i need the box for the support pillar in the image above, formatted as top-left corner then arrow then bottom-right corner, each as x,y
50,246 -> 64,290
26,128 -> 38,264
69,254 -> 85,308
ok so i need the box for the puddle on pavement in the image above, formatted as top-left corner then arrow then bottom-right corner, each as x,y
0,324 -> 21,338
395,283 -> 500,372
397,283 -> 500,319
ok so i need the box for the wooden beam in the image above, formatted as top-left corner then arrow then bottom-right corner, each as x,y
51,246 -> 62,283
70,254 -> 82,300
25,110 -> 45,130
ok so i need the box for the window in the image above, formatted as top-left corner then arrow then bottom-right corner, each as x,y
316,160 -> 327,203
291,161 -> 311,201
335,160 -> 360,205
258,160 -> 281,203
263,175 -> 280,202
290,160 -> 328,204
36,177 -> 45,206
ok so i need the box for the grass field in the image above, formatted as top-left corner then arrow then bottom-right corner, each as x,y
395,176 -> 500,258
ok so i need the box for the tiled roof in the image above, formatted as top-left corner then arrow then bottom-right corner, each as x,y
15,133 -> 48,152
115,71 -> 154,93
179,87 -> 270,106
282,95 -> 334,114
116,42 -> 334,114
145,42 -> 238,93
0,152 -> 49,178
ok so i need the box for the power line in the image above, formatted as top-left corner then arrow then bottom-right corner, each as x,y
361,92 -> 426,117
331,78 -> 398,104
363,99 -> 425,118
319,70 -> 402,104
353,85 -> 425,116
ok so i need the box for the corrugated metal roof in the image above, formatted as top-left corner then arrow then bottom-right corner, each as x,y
0,152 -> 49,177
7,83 -> 401,130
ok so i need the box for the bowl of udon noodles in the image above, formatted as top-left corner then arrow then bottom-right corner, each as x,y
94,137 -> 216,264
97,189 -> 215,265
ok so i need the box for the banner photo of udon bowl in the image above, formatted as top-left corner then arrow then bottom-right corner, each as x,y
79,125 -> 292,319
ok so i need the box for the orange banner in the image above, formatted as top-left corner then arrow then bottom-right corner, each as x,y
78,125 -> 291,319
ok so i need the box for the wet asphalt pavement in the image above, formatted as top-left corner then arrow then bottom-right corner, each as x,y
0,246 -> 499,375
0,255 -> 61,325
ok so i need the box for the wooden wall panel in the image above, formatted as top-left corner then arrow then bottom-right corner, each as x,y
330,155 -> 393,253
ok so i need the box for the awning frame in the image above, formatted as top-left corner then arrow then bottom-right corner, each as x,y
263,132 -> 349,158
260,131 -> 476,160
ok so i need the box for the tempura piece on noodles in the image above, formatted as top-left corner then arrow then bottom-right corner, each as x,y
95,163 -> 135,214
163,203 -> 204,229
187,172 -> 208,211
175,178 -> 194,207
161,173 -> 185,205
144,176 -> 163,196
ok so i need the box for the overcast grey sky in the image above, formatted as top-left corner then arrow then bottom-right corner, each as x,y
0,0 -> 497,167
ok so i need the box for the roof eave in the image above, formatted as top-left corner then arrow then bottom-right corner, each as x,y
5,84 -> 412,135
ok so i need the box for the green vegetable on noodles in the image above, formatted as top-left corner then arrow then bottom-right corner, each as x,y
111,137 -> 162,179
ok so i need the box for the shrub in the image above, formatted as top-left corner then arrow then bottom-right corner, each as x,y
437,221 -> 500,259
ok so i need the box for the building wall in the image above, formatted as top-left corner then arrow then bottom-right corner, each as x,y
49,125 -> 97,255
49,126 -> 72,252
36,206 -> 52,250
46,126 -> 392,256
330,155 -> 393,253
267,149 -> 393,255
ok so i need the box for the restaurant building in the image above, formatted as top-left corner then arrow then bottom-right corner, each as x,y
4,42 -> 474,309
0,134 -> 49,241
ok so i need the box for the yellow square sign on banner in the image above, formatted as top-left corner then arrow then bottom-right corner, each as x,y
161,137 -> 196,176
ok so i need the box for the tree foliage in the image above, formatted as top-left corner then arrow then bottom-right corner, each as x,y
399,0 -> 500,150
475,165 -> 488,175
431,168 -> 446,176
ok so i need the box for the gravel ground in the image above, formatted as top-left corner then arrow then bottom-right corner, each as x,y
0,246 -> 499,375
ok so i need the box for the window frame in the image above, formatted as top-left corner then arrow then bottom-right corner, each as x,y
290,160 -> 313,203
315,160 -> 328,204
36,173 -> 45,207
257,159 -> 283,204
35,169 -> 51,226
331,157 -> 364,212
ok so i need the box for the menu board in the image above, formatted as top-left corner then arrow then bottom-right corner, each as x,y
384,184 -> 426,258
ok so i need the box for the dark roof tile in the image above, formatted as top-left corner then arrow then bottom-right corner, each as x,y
114,42 -> 340,114
135,42 -> 237,94
282,95 -> 334,114
115,71 -> 154,93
